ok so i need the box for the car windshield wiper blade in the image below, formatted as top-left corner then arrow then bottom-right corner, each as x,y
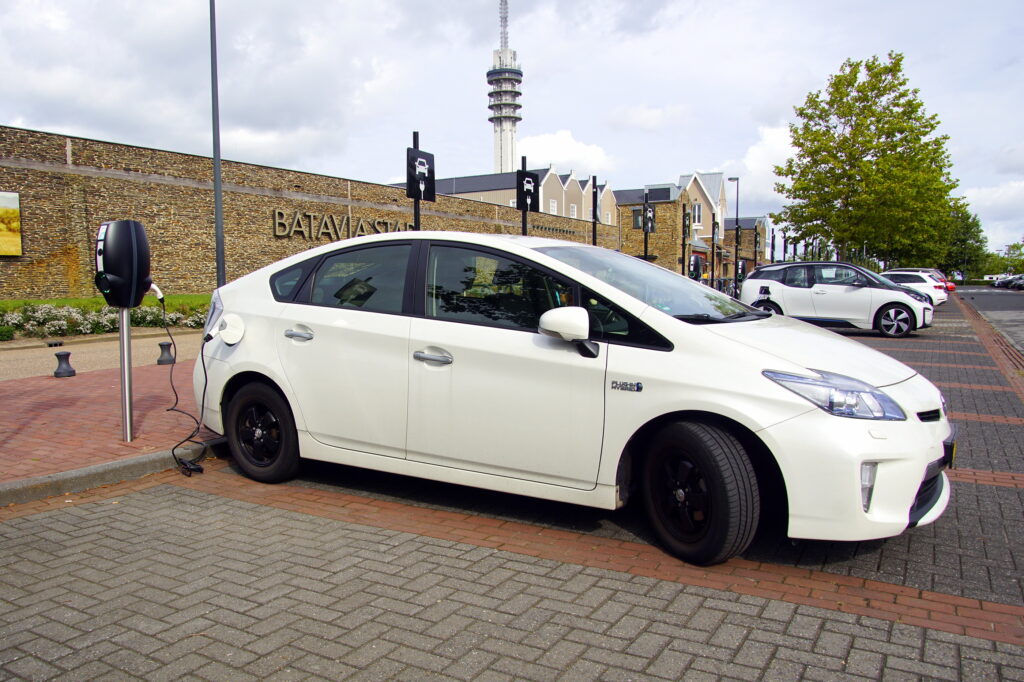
674,313 -> 725,324
724,310 -> 771,320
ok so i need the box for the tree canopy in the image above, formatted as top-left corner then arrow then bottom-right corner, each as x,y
773,52 -> 959,267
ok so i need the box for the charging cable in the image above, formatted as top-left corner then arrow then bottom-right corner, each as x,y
151,286 -> 206,476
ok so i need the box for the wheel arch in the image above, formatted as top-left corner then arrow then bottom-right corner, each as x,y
221,371 -> 296,425
618,410 -> 788,523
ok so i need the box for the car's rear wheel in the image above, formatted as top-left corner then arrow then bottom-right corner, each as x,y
753,300 -> 782,315
226,383 -> 299,483
876,303 -> 914,338
641,421 -> 760,566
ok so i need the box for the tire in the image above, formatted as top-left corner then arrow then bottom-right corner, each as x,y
641,421 -> 760,566
225,383 -> 299,483
876,303 -> 914,338
753,300 -> 782,315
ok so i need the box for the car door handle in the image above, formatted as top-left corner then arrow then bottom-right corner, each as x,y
284,329 -> 314,341
413,351 -> 453,365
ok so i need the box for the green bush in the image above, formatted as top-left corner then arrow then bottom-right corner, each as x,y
0,326 -> 13,342
0,296 -> 210,339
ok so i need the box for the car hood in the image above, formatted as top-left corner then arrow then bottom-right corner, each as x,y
702,314 -> 917,387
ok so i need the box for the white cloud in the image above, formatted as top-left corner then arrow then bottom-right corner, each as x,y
518,130 -> 615,175
964,180 -> 1024,250
609,105 -> 687,132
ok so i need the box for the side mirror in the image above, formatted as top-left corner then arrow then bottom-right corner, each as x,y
539,307 -> 599,358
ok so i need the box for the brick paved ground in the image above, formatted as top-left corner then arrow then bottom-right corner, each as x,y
1,295 -> 1022,679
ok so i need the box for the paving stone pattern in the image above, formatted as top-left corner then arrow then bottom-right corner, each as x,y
2,486 -> 1022,681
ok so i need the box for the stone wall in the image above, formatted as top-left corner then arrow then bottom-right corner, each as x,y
0,126 -> 634,299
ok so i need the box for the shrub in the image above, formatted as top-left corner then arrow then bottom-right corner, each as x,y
0,301 -> 209,339
0,326 -> 13,342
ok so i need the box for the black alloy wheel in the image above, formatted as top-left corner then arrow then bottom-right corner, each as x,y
641,421 -> 760,566
226,383 -> 299,483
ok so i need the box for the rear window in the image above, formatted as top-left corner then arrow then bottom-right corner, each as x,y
270,260 -> 316,302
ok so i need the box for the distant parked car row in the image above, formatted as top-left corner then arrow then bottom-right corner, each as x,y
738,261 -> 934,338
993,274 -> 1024,289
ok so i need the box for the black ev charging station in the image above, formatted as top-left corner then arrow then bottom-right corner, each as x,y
406,132 -> 436,230
516,157 -> 540,236
94,219 -> 153,442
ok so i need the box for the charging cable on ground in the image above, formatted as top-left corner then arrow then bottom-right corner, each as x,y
151,285 -> 207,477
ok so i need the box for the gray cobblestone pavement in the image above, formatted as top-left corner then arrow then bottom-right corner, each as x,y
2,486 -> 1022,680
1,294 -> 1023,679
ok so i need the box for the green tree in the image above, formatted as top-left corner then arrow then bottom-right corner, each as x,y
936,200 -> 987,280
773,51 -> 958,266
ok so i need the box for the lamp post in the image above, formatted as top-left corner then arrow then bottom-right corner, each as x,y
727,177 -> 739,292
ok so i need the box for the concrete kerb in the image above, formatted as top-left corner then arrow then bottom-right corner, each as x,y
0,443 -> 209,506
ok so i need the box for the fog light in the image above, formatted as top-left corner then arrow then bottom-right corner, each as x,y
861,462 -> 878,512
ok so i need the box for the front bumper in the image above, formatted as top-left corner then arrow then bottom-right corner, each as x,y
759,379 -> 953,542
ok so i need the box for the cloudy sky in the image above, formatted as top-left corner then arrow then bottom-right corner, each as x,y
2,0 -> 1021,253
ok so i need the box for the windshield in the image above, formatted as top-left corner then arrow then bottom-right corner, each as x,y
535,245 -> 760,322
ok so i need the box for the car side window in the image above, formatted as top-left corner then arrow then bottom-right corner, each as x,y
782,266 -> 812,288
309,244 -> 410,313
426,245 -> 572,331
582,289 -> 672,350
814,265 -> 862,286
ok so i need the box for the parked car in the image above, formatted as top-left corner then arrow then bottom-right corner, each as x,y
881,271 -> 949,305
886,267 -> 955,292
738,261 -> 933,338
1009,275 -> 1024,290
992,275 -> 1016,288
196,233 -> 953,566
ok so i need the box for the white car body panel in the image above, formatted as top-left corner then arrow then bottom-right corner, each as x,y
195,233 -> 953,551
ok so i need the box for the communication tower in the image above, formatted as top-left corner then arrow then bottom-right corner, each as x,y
487,0 -> 522,173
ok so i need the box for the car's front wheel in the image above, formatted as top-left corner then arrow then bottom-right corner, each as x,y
225,382 -> 299,483
641,421 -> 760,565
876,303 -> 914,338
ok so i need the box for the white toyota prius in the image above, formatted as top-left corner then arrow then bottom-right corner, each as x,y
196,231 -> 954,565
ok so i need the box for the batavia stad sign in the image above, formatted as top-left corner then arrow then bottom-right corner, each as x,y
273,209 -> 413,241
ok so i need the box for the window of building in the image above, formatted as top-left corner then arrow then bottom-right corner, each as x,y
549,199 -> 558,214
509,199 -> 516,208
570,204 -> 577,219
605,211 -> 611,224
692,203 -> 702,225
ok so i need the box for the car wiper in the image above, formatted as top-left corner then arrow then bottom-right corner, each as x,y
674,313 -> 725,324
724,310 -> 771,320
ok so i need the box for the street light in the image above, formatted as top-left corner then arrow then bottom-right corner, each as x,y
727,177 -> 739,292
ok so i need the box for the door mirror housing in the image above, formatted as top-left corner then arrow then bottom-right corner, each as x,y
539,306 -> 590,342
539,306 -> 600,358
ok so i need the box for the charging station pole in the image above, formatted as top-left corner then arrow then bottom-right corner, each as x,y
118,307 -> 134,442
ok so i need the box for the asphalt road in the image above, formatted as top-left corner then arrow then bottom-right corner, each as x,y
958,285 -> 1024,351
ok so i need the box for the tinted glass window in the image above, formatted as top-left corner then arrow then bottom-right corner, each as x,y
582,289 -> 671,350
782,266 -> 812,288
886,273 -> 923,283
426,246 -> 572,331
750,267 -> 784,282
813,265 -> 864,285
536,245 -> 750,320
270,260 -> 316,302
309,244 -> 410,313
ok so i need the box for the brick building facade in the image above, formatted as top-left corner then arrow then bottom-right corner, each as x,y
0,126 -> 635,300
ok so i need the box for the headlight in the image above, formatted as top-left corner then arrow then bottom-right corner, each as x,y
764,369 -> 906,420
906,290 -> 928,303
203,290 -> 224,338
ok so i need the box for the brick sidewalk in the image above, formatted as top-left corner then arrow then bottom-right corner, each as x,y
1,295 -> 1022,678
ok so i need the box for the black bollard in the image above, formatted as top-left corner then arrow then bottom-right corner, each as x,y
54,351 -> 76,378
157,341 -> 175,365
